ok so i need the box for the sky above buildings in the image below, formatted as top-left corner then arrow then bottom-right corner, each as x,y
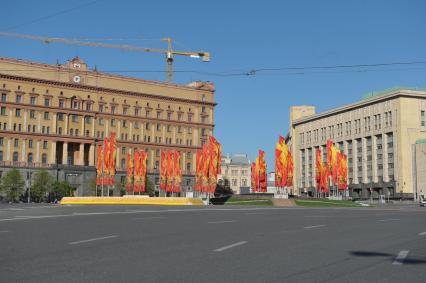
1,0 -> 425,167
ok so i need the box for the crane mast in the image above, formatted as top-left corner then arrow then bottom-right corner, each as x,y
0,31 -> 210,82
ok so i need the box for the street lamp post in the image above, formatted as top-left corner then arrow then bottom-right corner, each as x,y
27,171 -> 32,204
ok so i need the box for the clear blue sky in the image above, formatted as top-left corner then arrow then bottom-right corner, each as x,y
1,0 -> 426,167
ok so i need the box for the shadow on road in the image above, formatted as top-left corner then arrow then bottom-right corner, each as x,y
350,251 -> 426,265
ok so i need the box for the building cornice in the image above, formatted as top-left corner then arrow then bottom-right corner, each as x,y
292,89 -> 426,126
0,72 -> 217,107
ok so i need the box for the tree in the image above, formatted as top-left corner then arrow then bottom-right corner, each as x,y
51,180 -> 75,201
115,179 -> 126,196
0,168 -> 25,202
31,170 -> 54,202
145,178 -> 155,196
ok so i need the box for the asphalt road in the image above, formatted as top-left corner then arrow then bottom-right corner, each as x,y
0,203 -> 425,283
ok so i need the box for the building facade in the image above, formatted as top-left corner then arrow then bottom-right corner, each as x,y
218,153 -> 251,194
289,88 -> 426,200
0,56 -> 216,196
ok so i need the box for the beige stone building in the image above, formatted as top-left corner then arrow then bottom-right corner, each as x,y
218,154 -> 251,194
0,56 -> 216,196
288,88 -> 426,200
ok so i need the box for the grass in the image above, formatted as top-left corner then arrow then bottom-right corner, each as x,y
295,199 -> 364,207
223,199 -> 273,206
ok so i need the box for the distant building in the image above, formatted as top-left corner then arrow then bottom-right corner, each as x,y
218,153 -> 251,194
288,87 -> 426,200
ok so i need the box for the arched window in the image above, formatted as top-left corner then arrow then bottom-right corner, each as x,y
27,153 -> 33,163
13,152 -> 18,162
41,153 -> 47,164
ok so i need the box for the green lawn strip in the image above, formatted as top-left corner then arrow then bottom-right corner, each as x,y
295,199 -> 363,207
224,199 -> 273,206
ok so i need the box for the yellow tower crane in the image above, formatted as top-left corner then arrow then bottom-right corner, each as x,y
0,31 -> 210,82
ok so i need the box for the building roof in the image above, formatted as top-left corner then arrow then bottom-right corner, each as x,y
222,153 -> 251,165
292,87 -> 426,126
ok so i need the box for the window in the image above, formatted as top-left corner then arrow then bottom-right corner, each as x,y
167,112 -> 172,120
58,127 -> 62,135
27,153 -> 33,163
134,121 -> 139,129
99,104 -> 104,112
146,110 -> 150,117
0,137 -> 3,145
14,139 -> 19,147
421,111 -> 425,127
145,122 -> 150,130
86,103 -> 92,111
157,111 -> 161,119
98,118 -> 104,125
134,108 -> 140,116
41,153 -> 47,164
30,110 -> 36,119
43,141 -> 48,149
111,106 -> 115,114
73,101 -> 79,109
28,140 -> 33,148
123,107 -> 128,115
71,115 -> 78,123
75,129 -> 79,136
121,158 -> 126,169
30,96 -> 36,105
122,147 -> 126,155
0,106 -> 6,116
44,112 -> 49,120
123,120 -> 127,128
111,119 -> 116,127
0,151 -> 3,161
59,99 -> 64,108
84,116 -> 92,124
70,129 -> 74,135
178,126 -> 182,133
44,98 -> 50,106
13,152 -> 18,162
16,95 -> 22,103
1,93 -> 6,102
57,113 -> 64,121
156,123 -> 161,131
15,109 -> 21,117
186,162 -> 191,172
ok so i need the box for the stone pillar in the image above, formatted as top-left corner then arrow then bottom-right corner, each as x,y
312,147 -> 317,188
52,113 -> 57,134
91,117 -> 95,137
6,139 -> 11,161
150,149 -> 154,170
105,119 -> 109,136
116,145 -> 120,169
117,120 -> 121,138
129,122 -> 133,139
353,139 -> 358,184
162,125 -> 166,142
36,140 -> 40,163
37,112 -> 42,132
64,114 -> 69,135
79,143 -> 85,165
23,110 -> 27,129
21,139 -> 26,162
372,135 -> 378,183
89,144 -> 95,166
81,116 -> 85,137
182,151 -> 186,173
304,149 -> 309,188
50,141 -> 56,164
362,137 -> 367,184
8,109 -> 13,130
194,128 -> 199,146
383,134 -> 388,182
62,142 -> 68,165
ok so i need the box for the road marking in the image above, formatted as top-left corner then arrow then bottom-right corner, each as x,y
245,212 -> 268,215
393,250 -> 409,265
208,220 -> 236,224
419,232 -> 426,236
8,208 -> 24,211
214,241 -> 248,252
0,230 -> 9,233
133,216 -> 164,220
378,218 -> 400,222
69,235 -> 118,245
304,224 -> 326,229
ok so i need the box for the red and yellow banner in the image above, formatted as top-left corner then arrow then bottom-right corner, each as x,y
160,150 -> 182,193
252,150 -> 267,192
125,152 -> 133,192
194,136 -> 222,193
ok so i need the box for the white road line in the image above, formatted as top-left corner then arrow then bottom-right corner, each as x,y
393,250 -> 409,265
419,232 -> 426,236
214,241 -> 248,252
8,208 -> 24,211
0,230 -> 10,233
208,220 -> 236,224
69,235 -> 118,245
378,218 -> 400,222
304,224 -> 326,229
132,216 -> 165,220
245,212 -> 268,215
